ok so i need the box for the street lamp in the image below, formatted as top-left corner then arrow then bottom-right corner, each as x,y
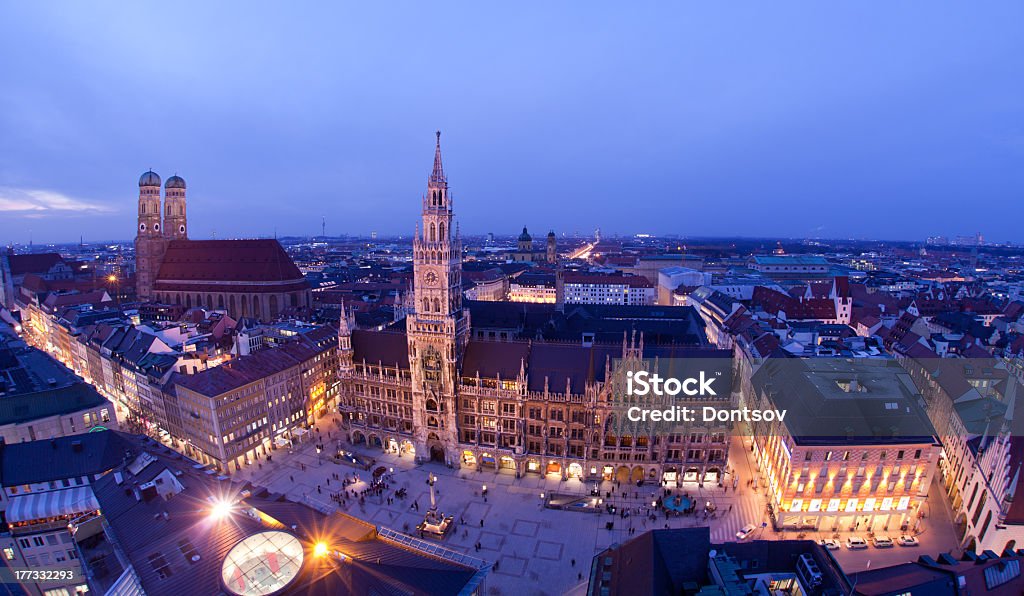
209,499 -> 234,520
313,542 -> 329,557
107,274 -> 120,306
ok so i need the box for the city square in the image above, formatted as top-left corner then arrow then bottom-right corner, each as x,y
222,410 -> 962,595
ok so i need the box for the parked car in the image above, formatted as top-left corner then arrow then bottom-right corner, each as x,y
846,536 -> 868,549
817,538 -> 841,550
897,535 -> 919,546
736,524 -> 757,540
872,536 -> 894,548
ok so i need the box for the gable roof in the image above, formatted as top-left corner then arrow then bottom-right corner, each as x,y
8,253 -> 65,276
155,239 -> 305,283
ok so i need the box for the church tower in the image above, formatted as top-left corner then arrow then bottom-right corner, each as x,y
134,170 -> 165,300
547,230 -> 557,264
163,175 -> 188,240
407,131 -> 467,466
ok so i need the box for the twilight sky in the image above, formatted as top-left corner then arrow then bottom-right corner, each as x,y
1,2 -> 1022,244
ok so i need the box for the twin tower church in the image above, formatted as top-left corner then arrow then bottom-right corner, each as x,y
133,170 -> 312,321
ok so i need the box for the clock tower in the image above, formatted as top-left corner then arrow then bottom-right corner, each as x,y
408,131 -> 468,466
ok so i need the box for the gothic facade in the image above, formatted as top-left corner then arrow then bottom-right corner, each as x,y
337,134 -> 732,486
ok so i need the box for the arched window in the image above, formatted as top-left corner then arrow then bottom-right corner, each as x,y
185,294 -> 192,308
217,295 -> 224,308
422,298 -> 430,313
429,223 -> 436,242
433,298 -> 441,313
229,294 -> 236,314
438,222 -> 445,239
252,295 -> 261,319
269,295 -> 279,317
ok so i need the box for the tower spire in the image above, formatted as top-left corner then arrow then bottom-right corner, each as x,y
430,130 -> 445,184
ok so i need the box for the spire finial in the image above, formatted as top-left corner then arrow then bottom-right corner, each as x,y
430,130 -> 445,184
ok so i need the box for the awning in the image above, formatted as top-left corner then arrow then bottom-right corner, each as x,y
292,428 -> 308,437
274,437 -> 291,448
6,487 -> 99,523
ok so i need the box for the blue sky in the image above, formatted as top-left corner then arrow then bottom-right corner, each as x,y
1,2 -> 1022,243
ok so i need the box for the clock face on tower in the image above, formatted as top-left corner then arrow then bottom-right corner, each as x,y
423,270 -> 438,286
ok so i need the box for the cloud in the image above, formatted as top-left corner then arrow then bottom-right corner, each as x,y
0,188 -> 114,215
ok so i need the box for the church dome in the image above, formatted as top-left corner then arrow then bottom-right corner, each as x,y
139,170 -> 161,187
165,175 -> 186,190
518,227 -> 532,242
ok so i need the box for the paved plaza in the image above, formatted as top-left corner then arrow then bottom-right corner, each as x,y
229,412 -> 960,595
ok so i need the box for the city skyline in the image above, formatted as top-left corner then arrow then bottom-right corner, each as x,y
4,5 -> 1024,595
2,3 -> 1023,244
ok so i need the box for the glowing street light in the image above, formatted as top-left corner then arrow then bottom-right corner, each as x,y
210,499 -> 234,520
313,542 -> 329,557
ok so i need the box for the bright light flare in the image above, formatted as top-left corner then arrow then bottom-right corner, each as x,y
210,499 -> 234,520
314,542 -> 329,557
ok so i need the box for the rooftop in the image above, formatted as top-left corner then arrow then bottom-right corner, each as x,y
751,357 -> 938,446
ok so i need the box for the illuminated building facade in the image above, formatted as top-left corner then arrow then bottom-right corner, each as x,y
745,357 -> 940,533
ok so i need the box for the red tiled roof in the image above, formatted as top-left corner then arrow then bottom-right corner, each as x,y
752,286 -> 837,321
351,330 -> 409,369
155,239 -> 305,283
43,290 -> 111,309
833,276 -> 850,298
463,340 -> 530,379
19,273 -> 49,294
8,253 -> 64,276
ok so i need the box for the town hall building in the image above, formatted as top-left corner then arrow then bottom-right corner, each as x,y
337,133 -> 732,486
